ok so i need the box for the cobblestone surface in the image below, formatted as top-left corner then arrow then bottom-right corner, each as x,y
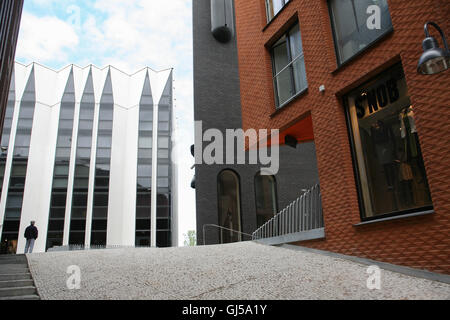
27,242 -> 450,300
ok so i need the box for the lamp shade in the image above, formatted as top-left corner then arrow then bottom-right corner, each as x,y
417,22 -> 450,75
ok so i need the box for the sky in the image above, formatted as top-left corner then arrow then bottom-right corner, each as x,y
14,0 -> 196,246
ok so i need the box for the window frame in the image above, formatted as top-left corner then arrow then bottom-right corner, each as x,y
270,22 -> 308,109
327,0 -> 394,67
343,63 -> 434,223
265,0 -> 290,23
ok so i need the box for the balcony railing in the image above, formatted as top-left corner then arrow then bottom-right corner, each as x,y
252,184 -> 324,245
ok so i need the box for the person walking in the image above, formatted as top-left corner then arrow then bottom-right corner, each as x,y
24,221 -> 38,254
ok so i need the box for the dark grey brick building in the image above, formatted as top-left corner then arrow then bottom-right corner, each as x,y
193,0 -> 320,245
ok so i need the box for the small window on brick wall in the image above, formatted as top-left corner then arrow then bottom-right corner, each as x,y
271,22 -> 308,108
265,0 -> 290,22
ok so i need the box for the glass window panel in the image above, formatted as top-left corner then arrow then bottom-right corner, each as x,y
158,137 -> 169,149
54,165 -> 69,176
157,178 -> 169,187
139,136 -> 152,148
137,177 -> 151,189
56,147 -> 71,158
159,110 -> 170,121
52,178 -> 68,189
346,64 -> 432,219
158,149 -> 169,159
329,0 -> 392,64
139,121 -> 153,131
158,165 -> 169,177
138,164 -> 152,177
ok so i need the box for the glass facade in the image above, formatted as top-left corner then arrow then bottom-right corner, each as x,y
329,0 -> 393,64
46,73 -> 76,250
346,64 -> 432,220
69,74 -> 95,245
0,71 -> 35,254
135,76 -> 153,246
271,23 -> 307,108
0,82 -> 15,200
91,75 -> 113,246
156,78 -> 172,247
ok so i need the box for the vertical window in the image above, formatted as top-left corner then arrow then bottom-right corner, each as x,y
91,76 -> 113,246
135,76 -> 152,247
329,0 -> 393,64
217,170 -> 241,244
0,85 -> 15,200
156,79 -> 172,247
346,64 -> 432,220
1,71 -> 35,254
265,0 -> 290,22
254,173 -> 277,228
271,23 -> 308,108
69,76 -> 95,245
46,75 -> 75,250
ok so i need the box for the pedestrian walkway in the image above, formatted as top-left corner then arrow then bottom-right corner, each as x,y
0,254 -> 39,300
27,242 -> 450,300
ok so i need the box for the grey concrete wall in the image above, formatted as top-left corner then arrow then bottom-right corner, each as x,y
193,0 -> 319,245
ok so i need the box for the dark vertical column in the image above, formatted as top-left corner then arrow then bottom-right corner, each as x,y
0,0 -> 24,143
156,75 -> 172,247
135,74 -> 153,246
69,73 -> 95,246
46,71 -> 75,250
91,74 -> 113,246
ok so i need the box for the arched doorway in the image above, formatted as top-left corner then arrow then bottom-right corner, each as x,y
217,170 -> 241,244
254,173 -> 278,228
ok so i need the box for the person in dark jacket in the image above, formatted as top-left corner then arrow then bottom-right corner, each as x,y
24,221 -> 38,253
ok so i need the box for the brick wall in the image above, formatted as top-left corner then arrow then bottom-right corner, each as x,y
234,0 -> 450,274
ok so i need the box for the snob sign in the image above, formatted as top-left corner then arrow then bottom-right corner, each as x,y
351,67 -> 407,119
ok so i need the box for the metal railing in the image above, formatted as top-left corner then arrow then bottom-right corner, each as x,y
202,224 -> 253,246
252,184 -> 323,241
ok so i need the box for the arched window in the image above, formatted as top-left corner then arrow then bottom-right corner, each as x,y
254,173 -> 277,228
217,170 -> 241,244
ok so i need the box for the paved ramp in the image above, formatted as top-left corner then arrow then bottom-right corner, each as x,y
27,242 -> 450,300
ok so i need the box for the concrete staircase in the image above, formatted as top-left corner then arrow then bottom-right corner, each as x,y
0,254 -> 40,300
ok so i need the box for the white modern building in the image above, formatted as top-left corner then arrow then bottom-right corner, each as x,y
0,62 -> 177,254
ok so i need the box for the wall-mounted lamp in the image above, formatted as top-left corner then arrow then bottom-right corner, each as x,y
417,22 -> 450,75
211,0 -> 234,43
285,135 -> 297,149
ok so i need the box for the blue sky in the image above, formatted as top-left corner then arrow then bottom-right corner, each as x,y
15,0 -> 196,246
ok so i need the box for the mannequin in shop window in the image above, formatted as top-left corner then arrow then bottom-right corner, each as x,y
371,120 -> 397,189
398,106 -> 431,205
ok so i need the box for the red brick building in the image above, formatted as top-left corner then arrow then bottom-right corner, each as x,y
234,0 -> 449,274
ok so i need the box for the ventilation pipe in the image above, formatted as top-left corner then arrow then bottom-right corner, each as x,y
211,0 -> 234,43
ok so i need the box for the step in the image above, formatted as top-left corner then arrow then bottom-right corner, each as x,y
0,294 -> 40,300
0,273 -> 31,281
0,286 -> 36,298
0,267 -> 29,275
0,256 -> 28,264
0,279 -> 34,288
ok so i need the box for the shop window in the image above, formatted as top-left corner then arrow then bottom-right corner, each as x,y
265,0 -> 290,22
328,0 -> 393,65
271,23 -> 308,108
255,173 -> 278,228
345,64 -> 432,220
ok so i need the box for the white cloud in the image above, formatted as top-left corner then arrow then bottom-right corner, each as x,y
15,12 -> 79,64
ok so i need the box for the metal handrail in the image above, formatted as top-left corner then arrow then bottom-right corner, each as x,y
252,184 -> 323,241
202,224 -> 253,246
